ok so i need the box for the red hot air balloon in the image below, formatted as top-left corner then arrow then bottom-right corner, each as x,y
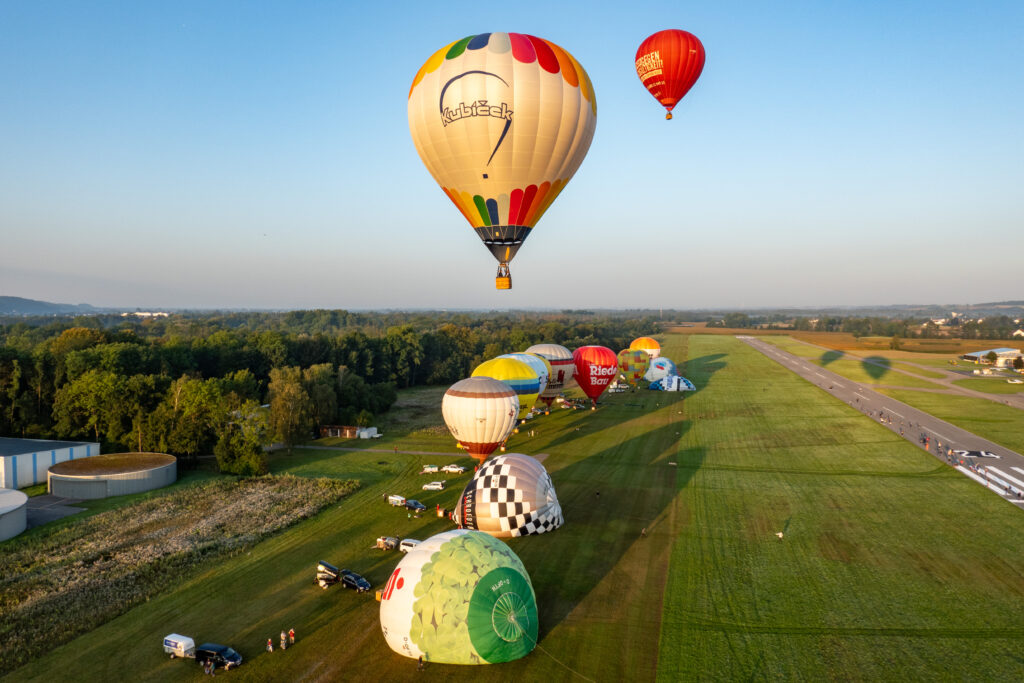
572,345 -> 618,409
635,29 -> 705,120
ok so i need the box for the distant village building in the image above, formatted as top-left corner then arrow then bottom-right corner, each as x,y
120,311 -> 170,318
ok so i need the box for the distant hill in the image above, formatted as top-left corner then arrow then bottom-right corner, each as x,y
0,296 -> 101,316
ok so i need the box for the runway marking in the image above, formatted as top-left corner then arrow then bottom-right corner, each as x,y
833,382 -> 845,389
855,394 -> 869,402
885,409 -> 906,419
1013,467 -> 1024,477
956,466 -> 1005,493
988,467 -> 1024,490
814,372 -> 826,379
929,430 -> 954,443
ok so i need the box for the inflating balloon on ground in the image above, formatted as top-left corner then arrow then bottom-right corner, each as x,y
525,343 -> 575,409
454,453 -> 563,538
442,377 -> 519,463
572,345 -> 618,408
379,530 -> 538,665
472,357 -> 540,420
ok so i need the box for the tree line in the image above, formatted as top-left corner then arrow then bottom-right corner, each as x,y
0,312 -> 656,473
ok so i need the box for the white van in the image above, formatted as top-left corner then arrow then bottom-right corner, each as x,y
388,495 -> 406,507
399,539 -> 421,553
163,633 -> 195,659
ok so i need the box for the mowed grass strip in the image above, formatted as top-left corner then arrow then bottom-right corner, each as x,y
764,337 -> 942,389
658,335 -> 1024,681
952,378 -> 1024,395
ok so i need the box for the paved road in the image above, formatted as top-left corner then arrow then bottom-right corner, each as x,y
738,336 -> 1024,507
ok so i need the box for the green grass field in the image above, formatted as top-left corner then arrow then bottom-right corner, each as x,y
952,378 -> 1024,395
5,335 -> 1024,681
762,338 -> 944,388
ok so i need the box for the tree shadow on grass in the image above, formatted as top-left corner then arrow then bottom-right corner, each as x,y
511,419 -> 703,636
820,350 -> 844,366
862,356 -> 892,381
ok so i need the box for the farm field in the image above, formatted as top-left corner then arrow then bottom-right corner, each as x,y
5,335 -> 1024,681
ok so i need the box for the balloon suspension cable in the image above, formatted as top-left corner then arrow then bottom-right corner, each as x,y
507,613 -> 595,683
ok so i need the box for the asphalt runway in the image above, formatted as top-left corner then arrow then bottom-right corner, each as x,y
738,336 -> 1024,507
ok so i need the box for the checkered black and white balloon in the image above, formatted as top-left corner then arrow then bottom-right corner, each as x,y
453,453 -> 563,538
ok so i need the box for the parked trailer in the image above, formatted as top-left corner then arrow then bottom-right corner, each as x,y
164,634 -> 196,659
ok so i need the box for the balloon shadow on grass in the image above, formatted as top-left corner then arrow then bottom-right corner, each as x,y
820,350 -> 844,366
861,356 -> 892,381
508,419 -> 703,636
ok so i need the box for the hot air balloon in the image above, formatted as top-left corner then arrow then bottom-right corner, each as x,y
442,377 -> 519,463
572,345 -> 618,409
629,336 -> 661,358
525,343 -> 575,409
380,530 -> 537,665
644,357 -> 678,383
408,33 -> 598,289
497,353 -> 548,404
617,348 -> 651,387
453,453 -> 563,538
472,357 -> 540,420
634,29 -> 705,120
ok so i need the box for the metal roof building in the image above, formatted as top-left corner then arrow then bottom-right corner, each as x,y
0,438 -> 101,489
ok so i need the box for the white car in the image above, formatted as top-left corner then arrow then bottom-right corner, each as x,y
441,464 -> 466,474
399,539 -> 421,553
420,465 -> 439,473
422,481 -> 446,491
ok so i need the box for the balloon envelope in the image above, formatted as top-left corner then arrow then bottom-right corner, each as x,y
442,377 -> 519,462
380,530 -> 537,665
644,357 -> 678,382
408,33 -> 598,279
496,353 -> 549,400
629,336 -> 661,358
634,29 -> 705,119
454,453 -> 563,538
525,343 -> 575,404
572,345 -> 618,404
617,348 -> 651,386
472,358 -> 540,420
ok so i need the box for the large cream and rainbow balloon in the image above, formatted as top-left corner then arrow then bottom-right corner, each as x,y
408,33 -> 597,289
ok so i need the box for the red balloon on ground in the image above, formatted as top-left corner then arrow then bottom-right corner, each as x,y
635,29 -> 705,120
572,345 -> 618,408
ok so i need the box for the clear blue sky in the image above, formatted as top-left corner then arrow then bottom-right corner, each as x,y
2,1 -> 1021,310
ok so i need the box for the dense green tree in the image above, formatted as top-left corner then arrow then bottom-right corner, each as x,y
267,367 -> 313,452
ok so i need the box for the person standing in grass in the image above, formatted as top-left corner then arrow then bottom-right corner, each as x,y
281,630 -> 287,650
289,628 -> 295,646
267,638 -> 273,653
